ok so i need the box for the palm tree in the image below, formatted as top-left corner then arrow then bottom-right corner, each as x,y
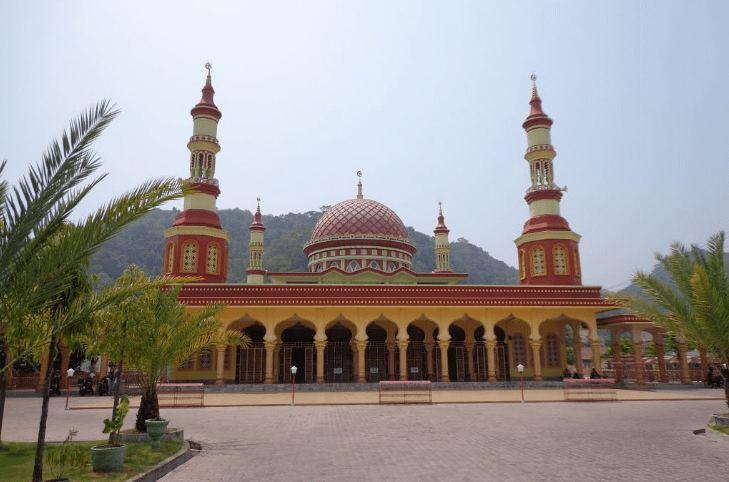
616,231 -> 729,407
90,265 -> 249,432
0,101 -> 188,482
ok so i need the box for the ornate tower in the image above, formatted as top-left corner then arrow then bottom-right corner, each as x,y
247,198 -> 266,284
163,63 -> 231,283
433,203 -> 452,273
514,75 -> 582,285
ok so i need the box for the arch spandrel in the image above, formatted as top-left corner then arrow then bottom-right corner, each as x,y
225,314 -> 264,334
494,314 -> 532,339
274,313 -> 317,339
323,315 -> 358,340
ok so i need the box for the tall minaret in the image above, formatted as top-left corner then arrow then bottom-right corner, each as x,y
514,75 -> 582,285
247,198 -> 266,284
163,63 -> 231,283
433,203 -> 452,273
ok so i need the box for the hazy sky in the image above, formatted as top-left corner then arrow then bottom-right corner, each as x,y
2,1 -> 727,290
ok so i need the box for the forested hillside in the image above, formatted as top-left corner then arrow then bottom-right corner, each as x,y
89,208 -> 519,287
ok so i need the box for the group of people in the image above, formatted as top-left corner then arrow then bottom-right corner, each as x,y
563,367 -> 602,380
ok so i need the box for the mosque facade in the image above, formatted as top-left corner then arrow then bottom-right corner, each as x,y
163,68 -> 615,386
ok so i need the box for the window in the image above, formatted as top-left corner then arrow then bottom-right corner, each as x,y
513,334 -> 526,367
182,241 -> 198,272
206,243 -> 219,274
330,261 -> 339,269
546,334 -> 559,367
573,246 -> 581,277
223,347 -> 230,369
199,350 -> 212,369
553,245 -> 568,275
347,260 -> 360,272
166,243 -> 175,274
531,246 -> 546,276
388,262 -> 396,272
369,260 -> 380,270
180,358 -> 193,370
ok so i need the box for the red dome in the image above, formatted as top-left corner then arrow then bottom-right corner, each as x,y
311,199 -> 409,240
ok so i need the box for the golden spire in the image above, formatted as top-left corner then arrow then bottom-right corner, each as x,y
356,171 -> 363,199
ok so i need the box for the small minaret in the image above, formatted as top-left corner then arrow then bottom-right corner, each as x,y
514,75 -> 582,285
247,198 -> 266,284
163,63 -> 231,282
433,203 -> 453,273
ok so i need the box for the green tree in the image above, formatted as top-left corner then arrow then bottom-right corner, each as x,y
615,231 -> 729,407
91,265 -> 249,432
0,101 -> 186,481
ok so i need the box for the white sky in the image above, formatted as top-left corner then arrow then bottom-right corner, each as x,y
2,1 -> 727,290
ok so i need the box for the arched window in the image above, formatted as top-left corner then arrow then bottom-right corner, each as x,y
513,334 -> 526,367
531,246 -> 546,276
330,261 -> 339,269
316,263 -> 323,272
166,242 -> 175,274
206,243 -> 219,274
369,260 -> 380,270
182,241 -> 198,272
519,249 -> 526,280
223,347 -> 230,369
573,246 -> 581,277
553,245 -> 568,275
546,334 -> 559,367
388,262 -> 396,272
347,260 -> 360,272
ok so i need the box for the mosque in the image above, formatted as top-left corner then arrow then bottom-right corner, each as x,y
158,66 -> 628,387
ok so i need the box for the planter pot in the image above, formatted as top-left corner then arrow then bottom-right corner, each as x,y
146,419 -> 170,450
90,444 -> 126,472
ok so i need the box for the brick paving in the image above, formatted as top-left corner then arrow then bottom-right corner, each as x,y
3,393 -> 729,481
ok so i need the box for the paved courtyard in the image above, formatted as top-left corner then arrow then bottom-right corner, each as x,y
3,395 -> 729,481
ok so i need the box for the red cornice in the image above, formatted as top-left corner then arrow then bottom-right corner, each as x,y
524,189 -> 562,204
522,214 -> 571,235
177,283 -> 615,308
303,237 -> 418,257
173,209 -> 223,229
270,266 -> 469,281
190,182 -> 221,197
597,313 -> 651,327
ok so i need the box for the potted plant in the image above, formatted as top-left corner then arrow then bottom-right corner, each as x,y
45,428 -> 86,482
90,394 -> 129,472
145,416 -> 170,450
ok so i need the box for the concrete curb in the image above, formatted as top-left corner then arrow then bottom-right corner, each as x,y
705,426 -> 729,442
127,440 -> 195,482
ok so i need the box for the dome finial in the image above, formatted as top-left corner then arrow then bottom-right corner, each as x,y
356,171 -> 363,199
205,62 -> 212,85
530,73 -> 538,98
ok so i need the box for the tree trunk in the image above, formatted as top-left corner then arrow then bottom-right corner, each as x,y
108,358 -> 124,446
32,339 -> 57,482
0,368 -> 7,443
135,389 -> 159,432
721,363 -> 729,409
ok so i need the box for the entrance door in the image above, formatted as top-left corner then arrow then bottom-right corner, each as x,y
325,342 -> 353,382
407,342 -> 427,380
496,343 -> 510,381
474,343 -> 489,381
448,343 -> 466,382
365,342 -> 388,382
281,345 -> 315,383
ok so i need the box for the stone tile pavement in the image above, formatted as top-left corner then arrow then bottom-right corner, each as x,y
3,391 -> 729,481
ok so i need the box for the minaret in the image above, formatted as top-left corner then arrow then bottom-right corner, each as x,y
433,203 -> 453,273
247,198 -> 266,284
514,75 -> 582,285
163,63 -> 231,283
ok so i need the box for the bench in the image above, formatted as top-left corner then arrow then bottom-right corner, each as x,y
563,378 -> 617,402
379,380 -> 432,404
157,383 -> 205,407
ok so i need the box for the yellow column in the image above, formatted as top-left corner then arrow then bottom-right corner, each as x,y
486,340 -> 497,382
215,347 -> 226,385
264,342 -> 276,384
612,343 -> 622,383
387,343 -> 396,381
356,341 -> 367,383
589,340 -> 602,373
438,340 -> 450,382
698,345 -> 708,377
272,345 -> 280,383
530,340 -> 543,381
572,338 -> 584,377
631,342 -> 645,384
398,341 -> 409,381
425,343 -> 435,381
466,343 -> 475,381
677,342 -> 691,384
315,341 -> 326,384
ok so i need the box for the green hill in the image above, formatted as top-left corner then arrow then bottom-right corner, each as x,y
89,208 -> 519,287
